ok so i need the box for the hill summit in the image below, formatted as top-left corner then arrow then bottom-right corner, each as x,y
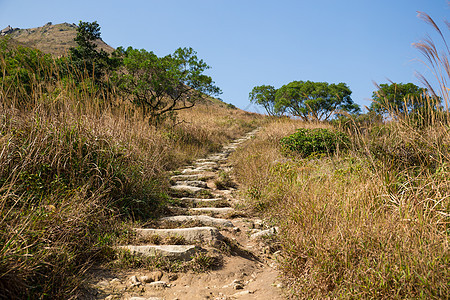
1,22 -> 114,56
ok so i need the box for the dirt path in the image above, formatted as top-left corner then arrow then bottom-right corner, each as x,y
89,129 -> 284,300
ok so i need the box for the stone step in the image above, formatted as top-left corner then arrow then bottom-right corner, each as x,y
180,197 -> 229,206
170,185 -> 204,193
190,207 -> 234,215
117,245 -> 199,260
160,215 -> 234,227
197,155 -> 227,162
170,174 -> 203,181
181,166 -> 217,174
180,197 -> 223,203
134,227 -> 223,246
194,161 -> 218,168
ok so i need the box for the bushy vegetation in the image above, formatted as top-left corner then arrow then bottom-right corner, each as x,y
280,128 -> 349,157
0,25 -> 262,298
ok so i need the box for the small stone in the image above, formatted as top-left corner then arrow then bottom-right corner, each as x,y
110,278 -> 121,285
231,290 -> 253,297
276,282 -> 285,288
129,275 -> 141,287
97,280 -> 109,287
140,270 -> 163,283
148,280 -> 167,288
232,227 -> 240,233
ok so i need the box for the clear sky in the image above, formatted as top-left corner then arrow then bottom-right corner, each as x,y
0,0 -> 448,112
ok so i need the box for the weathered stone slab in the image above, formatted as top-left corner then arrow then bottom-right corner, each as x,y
194,161 -> 218,168
161,215 -> 234,227
183,180 -> 208,188
190,207 -> 234,214
170,185 -> 204,193
117,245 -> 199,260
134,227 -> 223,244
170,174 -> 201,181
181,197 -> 223,204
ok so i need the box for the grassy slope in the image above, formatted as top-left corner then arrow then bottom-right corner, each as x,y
5,23 -> 114,56
231,118 -> 449,299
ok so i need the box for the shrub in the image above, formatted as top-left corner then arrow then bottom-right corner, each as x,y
280,128 -> 349,157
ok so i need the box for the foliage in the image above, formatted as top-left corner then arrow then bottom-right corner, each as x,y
114,46 -> 221,125
275,80 -> 359,121
280,128 -> 349,157
0,37 -> 55,105
249,85 -> 283,116
68,21 -> 111,81
370,82 -> 431,114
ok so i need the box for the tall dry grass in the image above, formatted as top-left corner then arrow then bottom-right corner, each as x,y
0,44 -> 263,299
232,117 -> 449,299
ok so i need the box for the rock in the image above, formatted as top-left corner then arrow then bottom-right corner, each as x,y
232,279 -> 244,290
118,245 -> 199,260
194,161 -> 218,168
161,215 -> 234,227
189,207 -> 234,215
140,271 -> 163,283
170,174 -> 201,181
249,227 -> 279,241
183,180 -> 208,188
135,227 -> 224,245
231,290 -> 253,297
110,278 -> 121,285
180,197 -> 223,204
97,280 -> 109,287
170,184 -> 204,193
129,298 -> 163,300
129,275 -> 141,287
253,219 -> 264,229
0,25 -> 13,36
148,280 -> 167,288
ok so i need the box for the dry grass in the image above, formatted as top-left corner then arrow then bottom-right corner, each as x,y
232,118 -> 449,299
0,46 -> 263,298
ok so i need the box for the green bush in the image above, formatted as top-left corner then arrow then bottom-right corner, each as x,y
280,128 -> 349,157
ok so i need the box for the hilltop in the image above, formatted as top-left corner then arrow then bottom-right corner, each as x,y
1,22 -> 114,56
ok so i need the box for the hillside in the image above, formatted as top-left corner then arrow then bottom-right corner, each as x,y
1,22 -> 114,56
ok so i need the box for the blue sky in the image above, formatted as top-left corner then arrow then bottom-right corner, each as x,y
0,0 -> 448,112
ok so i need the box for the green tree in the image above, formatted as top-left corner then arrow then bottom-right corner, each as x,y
370,82 -> 429,114
249,85 -> 283,116
69,21 -> 110,80
114,46 -> 221,125
275,80 -> 359,121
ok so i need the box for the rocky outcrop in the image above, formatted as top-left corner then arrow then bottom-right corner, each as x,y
1,25 -> 18,36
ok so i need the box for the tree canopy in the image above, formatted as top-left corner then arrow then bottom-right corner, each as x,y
274,80 -> 359,121
370,82 -> 430,114
249,85 -> 282,116
69,21 -> 110,80
114,46 -> 221,125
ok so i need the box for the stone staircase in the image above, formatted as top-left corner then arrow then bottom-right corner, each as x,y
119,129 -> 259,261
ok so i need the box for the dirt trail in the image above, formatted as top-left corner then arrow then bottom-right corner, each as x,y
89,129 -> 284,300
